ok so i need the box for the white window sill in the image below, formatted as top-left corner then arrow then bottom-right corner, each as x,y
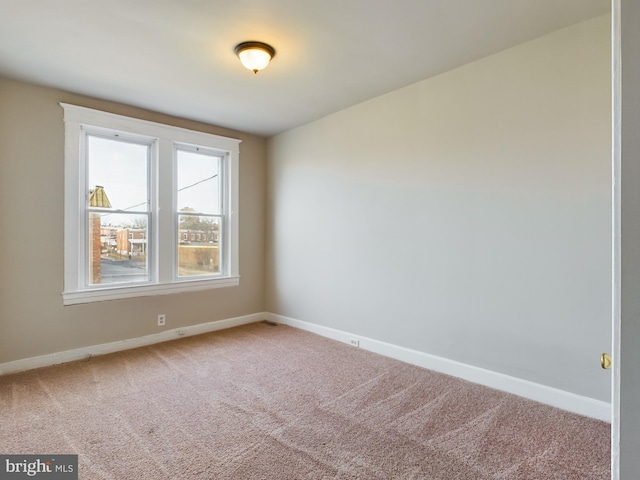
62,276 -> 240,305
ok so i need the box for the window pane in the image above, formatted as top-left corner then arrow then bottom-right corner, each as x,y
177,149 -> 221,215
86,135 -> 150,286
177,215 -> 220,277
88,212 -> 149,285
87,135 -> 149,211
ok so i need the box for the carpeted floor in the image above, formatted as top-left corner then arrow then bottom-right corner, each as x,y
0,321 -> 610,479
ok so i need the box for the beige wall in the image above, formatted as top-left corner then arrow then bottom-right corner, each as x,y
267,15 -> 612,401
0,77 -> 266,363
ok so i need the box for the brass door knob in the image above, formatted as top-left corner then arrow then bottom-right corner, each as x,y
601,353 -> 612,369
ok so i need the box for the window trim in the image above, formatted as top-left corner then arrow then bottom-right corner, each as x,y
61,103 -> 241,305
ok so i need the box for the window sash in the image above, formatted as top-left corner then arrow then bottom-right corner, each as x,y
174,144 -> 227,280
81,130 -> 155,289
86,211 -> 152,288
176,213 -> 223,278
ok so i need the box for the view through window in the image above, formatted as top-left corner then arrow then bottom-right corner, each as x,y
176,147 -> 223,277
87,135 -> 150,285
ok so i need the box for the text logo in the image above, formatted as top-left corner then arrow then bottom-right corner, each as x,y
0,455 -> 78,479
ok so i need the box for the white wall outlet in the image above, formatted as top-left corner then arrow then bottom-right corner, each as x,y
157,314 -> 166,326
349,338 -> 360,348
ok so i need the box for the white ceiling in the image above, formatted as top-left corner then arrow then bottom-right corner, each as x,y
0,0 -> 609,137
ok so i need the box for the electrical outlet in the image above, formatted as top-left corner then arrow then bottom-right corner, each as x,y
157,314 -> 166,326
349,338 -> 360,348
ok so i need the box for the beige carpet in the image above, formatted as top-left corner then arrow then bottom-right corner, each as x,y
0,321 -> 610,479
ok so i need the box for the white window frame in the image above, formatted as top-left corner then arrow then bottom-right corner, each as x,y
61,104 -> 240,305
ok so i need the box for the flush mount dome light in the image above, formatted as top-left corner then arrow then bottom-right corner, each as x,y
234,41 -> 275,74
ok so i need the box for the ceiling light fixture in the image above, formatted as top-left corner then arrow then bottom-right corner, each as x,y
234,41 -> 276,74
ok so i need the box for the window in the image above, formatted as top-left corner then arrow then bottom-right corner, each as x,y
176,146 -> 222,277
62,104 -> 240,305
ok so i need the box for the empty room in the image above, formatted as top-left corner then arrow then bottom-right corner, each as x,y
1,1 -> 638,478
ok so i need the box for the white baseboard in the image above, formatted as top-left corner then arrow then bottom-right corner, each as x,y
0,312 -> 267,376
267,313 -> 612,423
1,310 -> 611,423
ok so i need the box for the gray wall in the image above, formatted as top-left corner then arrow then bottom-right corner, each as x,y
0,77 -> 266,364
266,16 -> 612,401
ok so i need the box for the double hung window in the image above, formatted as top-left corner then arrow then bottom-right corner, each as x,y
62,104 -> 240,305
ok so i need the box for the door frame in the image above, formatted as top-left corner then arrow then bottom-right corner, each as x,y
611,0 -> 620,476
611,0 -> 640,478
